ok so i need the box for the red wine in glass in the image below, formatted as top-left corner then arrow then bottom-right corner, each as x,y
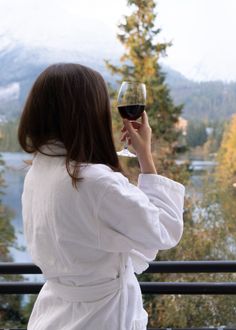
118,104 -> 145,121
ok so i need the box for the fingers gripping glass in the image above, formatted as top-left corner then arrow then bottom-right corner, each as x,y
117,81 -> 146,157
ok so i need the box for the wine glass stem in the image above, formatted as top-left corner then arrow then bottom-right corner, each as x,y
124,137 -> 129,150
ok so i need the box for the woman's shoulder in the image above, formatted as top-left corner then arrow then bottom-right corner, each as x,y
80,163 -> 128,187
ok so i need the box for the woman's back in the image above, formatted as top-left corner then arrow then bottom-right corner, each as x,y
23,143 -> 123,283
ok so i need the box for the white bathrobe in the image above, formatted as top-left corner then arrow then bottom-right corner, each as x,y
22,143 -> 185,330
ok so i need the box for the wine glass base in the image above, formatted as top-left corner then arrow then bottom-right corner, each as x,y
117,148 -> 137,158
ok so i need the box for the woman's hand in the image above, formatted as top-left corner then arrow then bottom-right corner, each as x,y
121,111 -> 157,174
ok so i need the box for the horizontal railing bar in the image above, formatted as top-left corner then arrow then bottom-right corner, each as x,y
1,281 -> 236,295
2,261 -> 236,274
0,263 -> 41,274
145,261 -> 236,273
141,282 -> 236,294
0,329 -> 234,330
0,282 -> 43,294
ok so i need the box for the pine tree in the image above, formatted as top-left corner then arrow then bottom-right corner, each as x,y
105,0 -> 182,147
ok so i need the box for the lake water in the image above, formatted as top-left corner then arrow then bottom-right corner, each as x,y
0,152 -> 215,263
0,152 -> 32,262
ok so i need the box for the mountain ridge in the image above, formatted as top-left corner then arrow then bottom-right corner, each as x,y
0,44 -> 235,121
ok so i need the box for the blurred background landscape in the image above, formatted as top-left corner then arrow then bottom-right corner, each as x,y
1,0 -> 236,328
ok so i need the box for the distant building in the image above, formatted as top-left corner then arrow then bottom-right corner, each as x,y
206,127 -> 214,136
175,117 -> 188,136
0,128 -> 4,140
174,117 -> 188,152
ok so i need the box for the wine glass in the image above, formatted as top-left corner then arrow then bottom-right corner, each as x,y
117,81 -> 146,157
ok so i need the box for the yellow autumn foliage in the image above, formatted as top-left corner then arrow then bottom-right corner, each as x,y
217,114 -> 236,187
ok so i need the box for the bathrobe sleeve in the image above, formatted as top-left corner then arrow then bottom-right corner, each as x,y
97,173 -> 185,272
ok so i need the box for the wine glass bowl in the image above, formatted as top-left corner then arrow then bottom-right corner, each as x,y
117,81 -> 146,157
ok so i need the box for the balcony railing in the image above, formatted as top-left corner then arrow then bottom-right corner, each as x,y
1,261 -> 236,329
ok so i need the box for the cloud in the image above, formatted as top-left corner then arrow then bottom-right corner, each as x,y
0,82 -> 20,102
0,0 -> 126,52
158,0 -> 236,81
1,0 -> 236,81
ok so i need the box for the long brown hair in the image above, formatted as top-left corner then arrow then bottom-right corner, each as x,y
18,63 -> 121,187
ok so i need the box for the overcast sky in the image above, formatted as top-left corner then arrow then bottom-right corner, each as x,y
0,0 -> 236,82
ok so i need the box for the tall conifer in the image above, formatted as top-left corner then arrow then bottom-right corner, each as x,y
106,0 -> 182,146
